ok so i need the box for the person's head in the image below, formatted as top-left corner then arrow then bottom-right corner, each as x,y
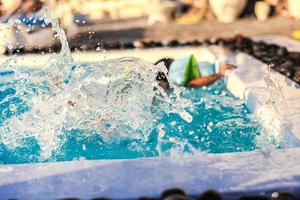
155,58 -> 174,92
155,57 -> 173,81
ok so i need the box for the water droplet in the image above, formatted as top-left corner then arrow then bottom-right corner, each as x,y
14,19 -> 21,25
188,131 -> 194,135
170,121 -> 177,126
9,104 -> 17,112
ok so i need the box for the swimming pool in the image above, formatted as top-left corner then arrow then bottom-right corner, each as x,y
0,46 -> 299,200
0,58 -> 267,165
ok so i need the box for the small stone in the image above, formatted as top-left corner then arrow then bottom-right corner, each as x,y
181,41 -> 191,46
139,41 -> 151,48
164,195 -> 189,200
271,191 -> 295,200
243,47 -> 253,54
80,44 -> 88,51
167,40 -> 180,47
234,35 -> 253,53
225,43 -> 237,51
253,50 -> 267,60
107,41 -> 122,49
215,38 -> 226,46
252,42 -> 261,52
288,52 -> 300,65
276,47 -> 288,57
239,197 -> 268,200
138,197 -> 156,200
276,64 -> 295,78
146,41 -> 157,48
293,67 -> 300,83
161,188 -> 188,200
209,37 -> 218,44
144,41 -> 163,48
154,41 -> 163,48
266,44 -> 280,55
274,60 -> 295,78
197,190 -> 222,200
257,41 -> 269,51
203,39 -> 212,46
122,42 -> 134,49
133,41 -> 145,49
268,57 -> 285,68
191,40 -> 202,46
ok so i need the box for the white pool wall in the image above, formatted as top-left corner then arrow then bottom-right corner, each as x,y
1,148 -> 300,200
205,45 -> 300,146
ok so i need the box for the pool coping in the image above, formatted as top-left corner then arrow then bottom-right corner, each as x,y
0,36 -> 300,199
1,148 -> 300,199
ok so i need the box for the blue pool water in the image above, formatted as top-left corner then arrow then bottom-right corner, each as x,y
0,64 -> 264,165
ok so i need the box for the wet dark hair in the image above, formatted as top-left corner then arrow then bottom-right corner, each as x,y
154,58 -> 174,92
155,58 -> 174,81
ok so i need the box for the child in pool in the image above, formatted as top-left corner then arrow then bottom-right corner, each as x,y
155,58 -> 236,91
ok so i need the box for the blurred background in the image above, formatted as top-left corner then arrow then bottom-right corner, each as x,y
0,0 -> 300,54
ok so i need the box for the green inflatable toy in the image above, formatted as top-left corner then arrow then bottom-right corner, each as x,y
168,54 -> 200,86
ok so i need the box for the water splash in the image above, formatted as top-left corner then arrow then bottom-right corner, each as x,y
1,8 -> 184,160
0,55 -> 198,159
0,7 -> 268,163
252,66 -> 300,148
42,7 -> 73,66
40,7 -> 74,91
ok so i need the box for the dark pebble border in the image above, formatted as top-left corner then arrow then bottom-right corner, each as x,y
25,188 -> 297,200
6,35 -> 300,85
3,39 -> 300,199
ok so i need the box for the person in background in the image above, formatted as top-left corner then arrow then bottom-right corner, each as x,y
0,0 -> 45,26
173,0 -> 193,18
173,0 -> 208,24
0,0 -> 55,53
0,0 -> 22,23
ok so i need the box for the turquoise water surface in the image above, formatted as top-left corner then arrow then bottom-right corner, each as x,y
0,67 -> 263,165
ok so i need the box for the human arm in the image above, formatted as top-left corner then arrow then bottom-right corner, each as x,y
187,74 -> 221,87
187,63 -> 236,87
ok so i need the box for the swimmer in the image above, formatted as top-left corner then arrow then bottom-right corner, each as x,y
155,58 -> 236,91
